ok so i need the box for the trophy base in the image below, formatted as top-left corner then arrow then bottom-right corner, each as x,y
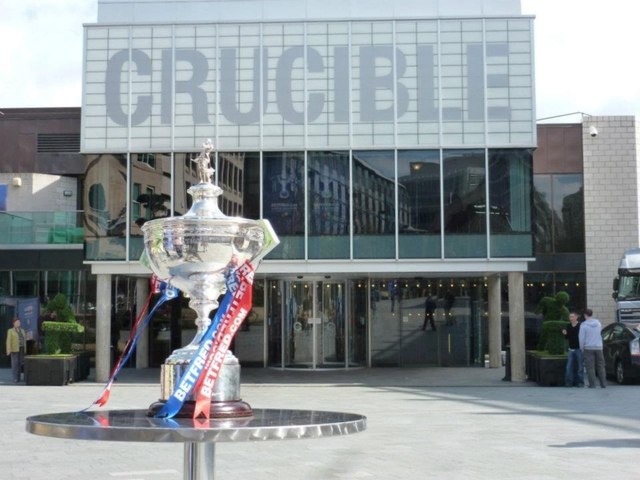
147,399 -> 253,419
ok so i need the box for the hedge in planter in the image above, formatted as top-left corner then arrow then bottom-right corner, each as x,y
42,321 -> 85,354
535,291 -> 570,355
41,293 -> 84,354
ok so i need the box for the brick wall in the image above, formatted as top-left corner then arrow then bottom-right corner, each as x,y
583,116 -> 639,323
0,173 -> 78,212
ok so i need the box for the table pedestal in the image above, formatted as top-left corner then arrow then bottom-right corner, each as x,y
185,442 -> 215,480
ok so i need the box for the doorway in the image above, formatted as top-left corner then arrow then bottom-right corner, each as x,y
268,279 -> 352,369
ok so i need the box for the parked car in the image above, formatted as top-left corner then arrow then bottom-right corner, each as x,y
601,322 -> 640,384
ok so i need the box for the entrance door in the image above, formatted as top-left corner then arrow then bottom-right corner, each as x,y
277,280 -> 346,368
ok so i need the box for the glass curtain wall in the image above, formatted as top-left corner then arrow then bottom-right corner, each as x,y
352,151 -> 395,258
233,279 -> 265,366
527,172 -> 586,320
443,149 -> 487,258
398,150 -> 441,258
369,277 -> 487,366
263,152 -> 305,259
489,149 -> 533,257
84,154 -> 127,260
129,153 -> 172,260
308,151 -> 350,259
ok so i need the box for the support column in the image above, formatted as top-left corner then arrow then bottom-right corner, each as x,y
488,275 -> 502,368
508,271 -> 526,382
96,274 -> 112,383
135,277 -> 150,369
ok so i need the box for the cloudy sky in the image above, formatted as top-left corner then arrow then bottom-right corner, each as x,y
0,0 -> 638,121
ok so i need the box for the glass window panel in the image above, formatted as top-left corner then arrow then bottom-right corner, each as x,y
234,279 -> 265,365
266,279 -> 283,367
308,151 -> 350,259
533,175 -> 552,254
552,174 -> 584,253
129,153 -> 172,260
84,154 -> 127,260
443,149 -> 487,258
489,149 -> 533,257
398,150 -> 441,258
218,152 -> 260,220
263,152 -> 305,259
352,150 -> 395,259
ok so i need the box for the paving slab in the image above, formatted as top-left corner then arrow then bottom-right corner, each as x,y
2,367 -> 638,479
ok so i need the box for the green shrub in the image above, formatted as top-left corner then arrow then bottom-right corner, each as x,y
537,320 -> 569,354
43,293 -> 76,322
42,321 -> 84,354
41,294 -> 83,354
535,291 -> 572,354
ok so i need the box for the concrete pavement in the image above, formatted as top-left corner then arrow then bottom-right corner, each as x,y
2,366 -> 639,479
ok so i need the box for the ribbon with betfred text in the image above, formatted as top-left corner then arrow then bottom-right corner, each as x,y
85,277 -> 178,409
154,261 -> 254,419
192,261 -> 254,420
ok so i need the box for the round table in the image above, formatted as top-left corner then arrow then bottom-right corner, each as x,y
26,409 -> 367,480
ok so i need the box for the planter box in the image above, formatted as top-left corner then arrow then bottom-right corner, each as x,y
25,355 -> 75,386
526,352 -> 567,386
73,352 -> 92,382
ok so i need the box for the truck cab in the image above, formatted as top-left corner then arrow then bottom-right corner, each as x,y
613,248 -> 640,323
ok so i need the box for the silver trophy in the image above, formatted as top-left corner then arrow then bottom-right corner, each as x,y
141,140 -> 278,418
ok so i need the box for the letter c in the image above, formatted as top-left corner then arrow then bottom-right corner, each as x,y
105,49 -> 152,126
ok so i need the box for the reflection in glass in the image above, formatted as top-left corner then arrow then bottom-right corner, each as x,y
352,150 -> 395,259
218,152 -> 260,220
398,150 -> 440,258
263,152 -> 305,259
234,279 -> 265,365
84,154 -> 127,260
533,175 -> 553,254
349,280 -> 368,366
443,149 -> 486,257
308,151 -> 350,259
267,280 -> 283,367
129,153 -> 172,260
284,281 -> 313,367
173,152 -> 200,216
489,149 -> 533,257
553,175 -> 584,253
317,281 -> 346,366
532,174 -> 584,255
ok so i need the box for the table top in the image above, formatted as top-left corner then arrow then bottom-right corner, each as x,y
26,409 -> 367,443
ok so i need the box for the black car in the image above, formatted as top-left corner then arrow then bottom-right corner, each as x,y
602,322 -> 640,384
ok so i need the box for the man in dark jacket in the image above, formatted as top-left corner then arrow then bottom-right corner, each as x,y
423,295 -> 437,331
562,311 -> 583,387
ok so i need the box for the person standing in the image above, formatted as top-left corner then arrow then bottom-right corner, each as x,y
423,295 -> 437,331
579,309 -> 607,388
6,318 -> 27,383
562,311 -> 584,387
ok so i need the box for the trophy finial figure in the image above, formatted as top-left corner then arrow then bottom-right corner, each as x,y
196,139 -> 215,184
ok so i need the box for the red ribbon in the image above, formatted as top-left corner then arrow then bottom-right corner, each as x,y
192,262 -> 255,420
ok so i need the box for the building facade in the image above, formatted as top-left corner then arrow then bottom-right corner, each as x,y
0,108 -> 91,366
83,0 -> 536,380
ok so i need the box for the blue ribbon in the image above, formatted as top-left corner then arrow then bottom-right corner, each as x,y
155,270 -> 240,419
83,281 -> 178,411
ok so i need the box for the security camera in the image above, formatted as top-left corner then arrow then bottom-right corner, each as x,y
589,125 -> 598,137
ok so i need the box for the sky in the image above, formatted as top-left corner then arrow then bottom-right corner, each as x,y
0,0 -> 638,122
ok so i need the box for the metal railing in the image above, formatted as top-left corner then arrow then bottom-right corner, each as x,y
0,211 -> 84,245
